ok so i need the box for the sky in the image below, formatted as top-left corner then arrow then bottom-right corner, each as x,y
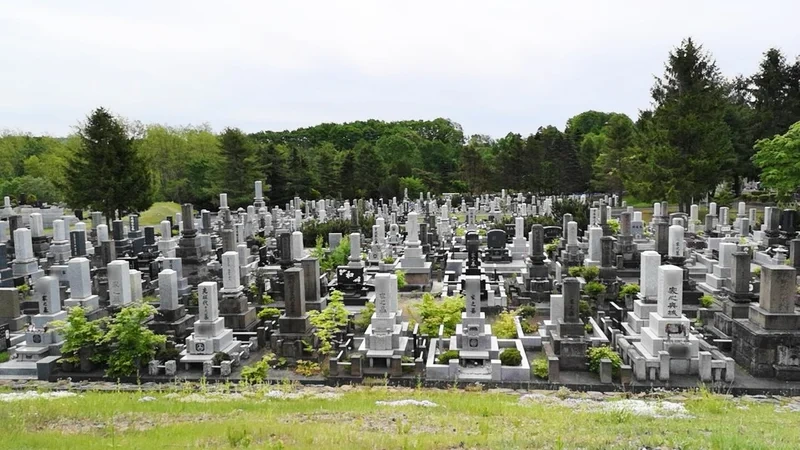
2,1 -> 800,138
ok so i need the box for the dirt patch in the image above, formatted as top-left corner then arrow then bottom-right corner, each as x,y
30,412 -> 218,435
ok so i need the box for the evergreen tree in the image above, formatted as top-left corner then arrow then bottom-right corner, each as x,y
630,38 -> 734,210
64,107 -> 153,222
219,127 -> 260,208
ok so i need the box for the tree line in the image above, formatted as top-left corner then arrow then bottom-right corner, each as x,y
1,38 -> 799,218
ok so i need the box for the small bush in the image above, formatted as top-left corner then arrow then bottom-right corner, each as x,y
257,307 -> 281,321
753,266 -> 761,278
568,266 -> 583,278
582,266 -> 600,282
699,294 -> 714,308
155,344 -> 180,362
241,356 -> 270,383
294,360 -> 321,377
395,270 -> 407,288
517,305 -> 536,319
213,352 -> 231,365
619,283 -> 640,298
532,358 -> 549,379
261,294 -> 274,305
606,218 -> 620,235
520,320 -> 539,334
499,348 -> 522,366
584,281 -> 606,298
354,301 -> 376,331
0,352 -> 9,363
382,256 -> 395,264
579,300 -> 592,320
544,242 -> 558,254
493,310 -> 518,339
437,349 -> 459,364
584,322 -> 594,334
587,346 -> 622,376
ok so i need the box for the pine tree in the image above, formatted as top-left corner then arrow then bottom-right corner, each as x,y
64,107 -> 153,222
219,128 -> 260,208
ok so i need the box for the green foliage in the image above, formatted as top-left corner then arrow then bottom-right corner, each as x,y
0,352 -> 9,363
584,281 -> 606,299
395,270 -> 407,289
212,352 -> 231,365
550,198 -> 590,231
257,307 -> 281,321
64,107 -> 153,220
581,266 -> 600,282
544,242 -> 558,254
568,265 -> 599,282
579,300 -> 592,321
532,358 -> 549,379
606,218 -> 620,235
261,294 -> 274,305
753,266 -> 761,278
17,283 -> 30,297
493,311 -> 518,339
520,320 -> 538,335
218,127 -> 261,208
100,303 -> 166,378
699,294 -> 715,308
50,306 -> 105,365
517,305 -> 536,319
753,121 -> 800,202
241,356 -> 270,383
309,290 -> 349,354
584,323 -> 594,334
417,293 -> 465,337
499,348 -> 522,367
619,283 -> 640,298
354,301 -> 376,331
382,255 -> 395,264
294,360 -> 322,377
319,235 -> 350,273
587,346 -> 622,376
437,350 -> 460,365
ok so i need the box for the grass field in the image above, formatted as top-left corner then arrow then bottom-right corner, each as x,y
132,201 -> 181,227
1,386 -> 798,449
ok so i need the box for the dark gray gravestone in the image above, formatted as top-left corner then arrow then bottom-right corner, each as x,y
486,229 -> 506,248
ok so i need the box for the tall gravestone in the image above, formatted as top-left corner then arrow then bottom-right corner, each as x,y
183,281 -> 240,364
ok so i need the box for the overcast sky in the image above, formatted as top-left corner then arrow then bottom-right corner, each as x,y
2,1 -> 800,138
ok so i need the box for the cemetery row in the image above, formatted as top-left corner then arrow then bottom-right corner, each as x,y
0,186 -> 799,391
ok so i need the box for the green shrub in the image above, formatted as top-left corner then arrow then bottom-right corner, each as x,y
584,281 -> 606,298
213,352 -> 231,365
582,266 -> 600,282
309,290 -> 350,353
395,270 -> 407,289
493,311 -> 518,339
294,360 -> 321,377
354,301 -> 376,331
100,303 -> 166,378
579,300 -> 592,321
517,305 -> 536,319
544,242 -> 558,254
753,266 -> 761,278
699,294 -> 714,308
587,346 -> 622,376
568,266 -> 583,278
619,283 -> 640,298
257,307 -> 281,321
241,356 -> 270,382
382,256 -> 395,264
584,322 -> 594,334
253,235 -> 266,247
155,344 -> 180,363
532,358 -> 549,379
50,306 -> 105,365
0,351 -> 9,363
499,348 -> 523,366
437,349 -> 460,364
17,283 -> 30,297
520,320 -> 539,334
418,293 -> 464,337
606,218 -> 620,235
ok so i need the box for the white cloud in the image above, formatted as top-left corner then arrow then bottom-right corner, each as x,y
1,0 -> 799,137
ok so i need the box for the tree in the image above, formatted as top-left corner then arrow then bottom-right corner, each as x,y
752,121 -> 800,203
591,114 -> 636,196
628,38 -> 735,210
219,127 -> 260,208
64,107 -> 153,221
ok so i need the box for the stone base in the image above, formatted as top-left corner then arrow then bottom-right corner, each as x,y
731,319 -> 800,378
149,314 -> 194,340
278,314 -> 311,334
221,307 -> 258,331
270,331 -> 314,359
558,319 -> 585,338
305,298 -> 327,312
722,300 -> 753,320
64,295 -> 101,312
749,305 -> 800,331
12,260 -> 39,277
0,315 -> 28,332
558,338 -> 588,370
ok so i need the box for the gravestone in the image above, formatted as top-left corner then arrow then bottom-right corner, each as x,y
182,281 -> 241,366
